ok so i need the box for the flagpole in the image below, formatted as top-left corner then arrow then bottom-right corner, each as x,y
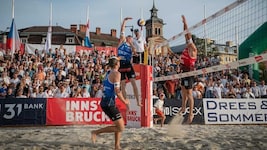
84,4 -> 92,48
11,0 -> 15,58
45,1 -> 52,52
50,1 -> 52,27
12,0 -> 14,19
87,5 -> 89,23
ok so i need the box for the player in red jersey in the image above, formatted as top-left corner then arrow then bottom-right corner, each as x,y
178,15 -> 198,124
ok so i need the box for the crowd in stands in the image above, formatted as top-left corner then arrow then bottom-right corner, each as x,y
0,47 -> 110,98
0,47 -> 266,99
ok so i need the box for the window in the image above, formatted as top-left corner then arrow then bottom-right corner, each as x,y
66,37 -> 74,44
42,37 -> 46,44
21,38 -> 28,43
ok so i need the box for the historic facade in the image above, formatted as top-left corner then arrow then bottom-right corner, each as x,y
145,1 -> 172,56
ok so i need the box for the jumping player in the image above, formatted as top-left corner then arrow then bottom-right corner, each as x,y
178,15 -> 198,124
117,17 -> 142,107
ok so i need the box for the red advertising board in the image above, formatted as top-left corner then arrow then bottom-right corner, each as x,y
46,98 -> 127,125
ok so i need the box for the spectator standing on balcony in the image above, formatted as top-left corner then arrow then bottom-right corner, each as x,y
91,56 -> 129,150
117,17 -> 142,107
178,15 -> 198,124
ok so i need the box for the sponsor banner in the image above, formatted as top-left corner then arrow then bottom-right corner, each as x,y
76,46 -> 117,56
203,98 -> 267,124
153,98 -> 204,124
46,98 -> 127,125
126,65 -> 142,127
0,98 -> 46,126
25,44 -> 117,56
25,44 -> 76,55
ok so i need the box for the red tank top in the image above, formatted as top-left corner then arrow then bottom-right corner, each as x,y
180,48 -> 196,68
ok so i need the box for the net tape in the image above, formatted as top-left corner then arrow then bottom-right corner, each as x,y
154,52 -> 267,82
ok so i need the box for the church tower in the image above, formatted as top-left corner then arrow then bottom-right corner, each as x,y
145,0 -> 171,56
145,0 -> 164,39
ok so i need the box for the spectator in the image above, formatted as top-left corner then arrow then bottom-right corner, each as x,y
16,89 -> 27,98
10,72 -> 20,87
82,86 -> 90,98
251,81 -> 260,98
54,83 -> 69,98
0,71 -> 10,85
36,86 -> 48,98
242,85 -> 255,99
213,81 -> 222,99
16,77 -> 30,97
6,87 -> 15,98
164,80 -> 176,98
259,80 -> 267,98
0,82 -> 8,98
73,87 -> 83,98
205,76 -> 215,98
153,93 -> 166,127
95,85 -> 104,98
226,85 -> 237,98
46,84 -> 55,98
30,87 -> 38,98
192,86 -> 202,99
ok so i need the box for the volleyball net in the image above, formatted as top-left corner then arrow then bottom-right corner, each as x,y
151,0 -> 267,81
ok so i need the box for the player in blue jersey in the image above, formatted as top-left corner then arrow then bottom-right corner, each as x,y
118,17 -> 142,107
91,56 -> 130,150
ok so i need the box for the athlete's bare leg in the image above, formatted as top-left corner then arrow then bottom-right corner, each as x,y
187,89 -> 194,124
91,118 -> 125,150
129,78 -> 142,106
121,80 -> 127,99
179,86 -> 188,114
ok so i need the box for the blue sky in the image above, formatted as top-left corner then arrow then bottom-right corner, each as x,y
0,0 -> 235,39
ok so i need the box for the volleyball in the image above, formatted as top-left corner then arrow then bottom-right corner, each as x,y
137,19 -> 146,26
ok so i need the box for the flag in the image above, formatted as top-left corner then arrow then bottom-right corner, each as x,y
44,25 -> 52,53
6,18 -> 21,55
84,19 -> 92,48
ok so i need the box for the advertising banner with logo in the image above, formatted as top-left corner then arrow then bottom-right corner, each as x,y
25,44 -> 117,56
46,98 -> 127,125
0,98 -> 46,126
203,98 -> 267,124
153,98 -> 204,124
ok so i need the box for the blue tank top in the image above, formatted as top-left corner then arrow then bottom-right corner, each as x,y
101,71 -> 116,107
118,42 -> 132,62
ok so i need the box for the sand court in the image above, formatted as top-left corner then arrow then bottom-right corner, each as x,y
0,124 -> 266,150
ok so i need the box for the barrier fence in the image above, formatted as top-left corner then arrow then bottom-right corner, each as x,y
1,97 -> 266,126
